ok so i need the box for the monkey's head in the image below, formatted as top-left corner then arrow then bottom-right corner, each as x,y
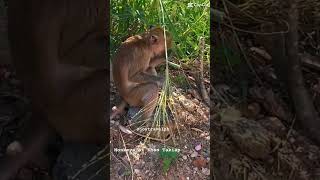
145,27 -> 173,56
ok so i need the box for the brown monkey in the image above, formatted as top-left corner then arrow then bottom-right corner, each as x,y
0,0 -> 107,179
111,27 -> 172,121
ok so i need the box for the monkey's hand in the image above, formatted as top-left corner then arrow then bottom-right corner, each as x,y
130,71 -> 163,85
156,75 -> 165,88
149,57 -> 165,68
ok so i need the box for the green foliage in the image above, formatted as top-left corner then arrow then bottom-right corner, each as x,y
111,0 -> 210,62
159,148 -> 179,173
172,74 -> 188,88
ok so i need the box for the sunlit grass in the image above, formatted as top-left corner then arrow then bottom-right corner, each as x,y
111,0 -> 210,62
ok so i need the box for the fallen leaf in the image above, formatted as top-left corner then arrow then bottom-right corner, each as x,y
192,156 -> 207,168
118,125 -> 132,134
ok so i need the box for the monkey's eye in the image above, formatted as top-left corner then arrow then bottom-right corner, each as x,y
150,35 -> 158,44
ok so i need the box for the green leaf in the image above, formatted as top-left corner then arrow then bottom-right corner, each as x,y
162,158 -> 172,173
159,147 -> 179,173
151,0 -> 160,11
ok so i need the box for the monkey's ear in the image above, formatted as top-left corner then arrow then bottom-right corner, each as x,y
150,35 -> 158,44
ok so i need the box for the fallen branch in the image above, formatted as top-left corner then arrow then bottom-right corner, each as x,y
286,0 -> 320,145
168,61 -> 180,69
299,53 -> 320,72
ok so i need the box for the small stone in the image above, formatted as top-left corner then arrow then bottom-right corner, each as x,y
183,155 -> 187,160
6,141 -> 23,156
201,168 -> 210,176
190,151 -> 198,158
246,102 -> 261,118
134,169 -> 141,175
221,114 -> 271,159
308,152 -> 317,160
296,146 -> 303,153
289,137 -> 295,143
195,144 -> 202,151
193,167 -> 198,172
193,99 -> 199,104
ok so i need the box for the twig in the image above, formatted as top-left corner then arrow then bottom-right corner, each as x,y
285,0 -> 320,145
71,147 -> 108,179
168,61 -> 180,69
119,131 -> 134,180
221,0 -> 263,85
195,37 -> 210,106
300,53 -> 320,71
88,165 -> 107,180
222,20 -> 289,35
211,8 -> 225,22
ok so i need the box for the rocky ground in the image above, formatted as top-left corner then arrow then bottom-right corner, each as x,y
211,27 -> 320,179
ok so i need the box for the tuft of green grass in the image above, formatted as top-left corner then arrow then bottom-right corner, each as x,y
172,74 -> 188,88
159,148 -> 179,173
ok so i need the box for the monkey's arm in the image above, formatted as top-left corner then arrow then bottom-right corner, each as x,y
130,71 -> 164,86
8,0 -> 68,105
149,56 -> 165,68
148,55 -> 168,76
147,57 -> 164,76
9,0 -> 93,104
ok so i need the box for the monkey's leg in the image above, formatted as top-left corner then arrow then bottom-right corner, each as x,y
147,56 -> 165,76
146,66 -> 158,76
53,69 -> 107,144
126,83 -> 159,121
0,110 -> 57,180
130,71 -> 164,86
